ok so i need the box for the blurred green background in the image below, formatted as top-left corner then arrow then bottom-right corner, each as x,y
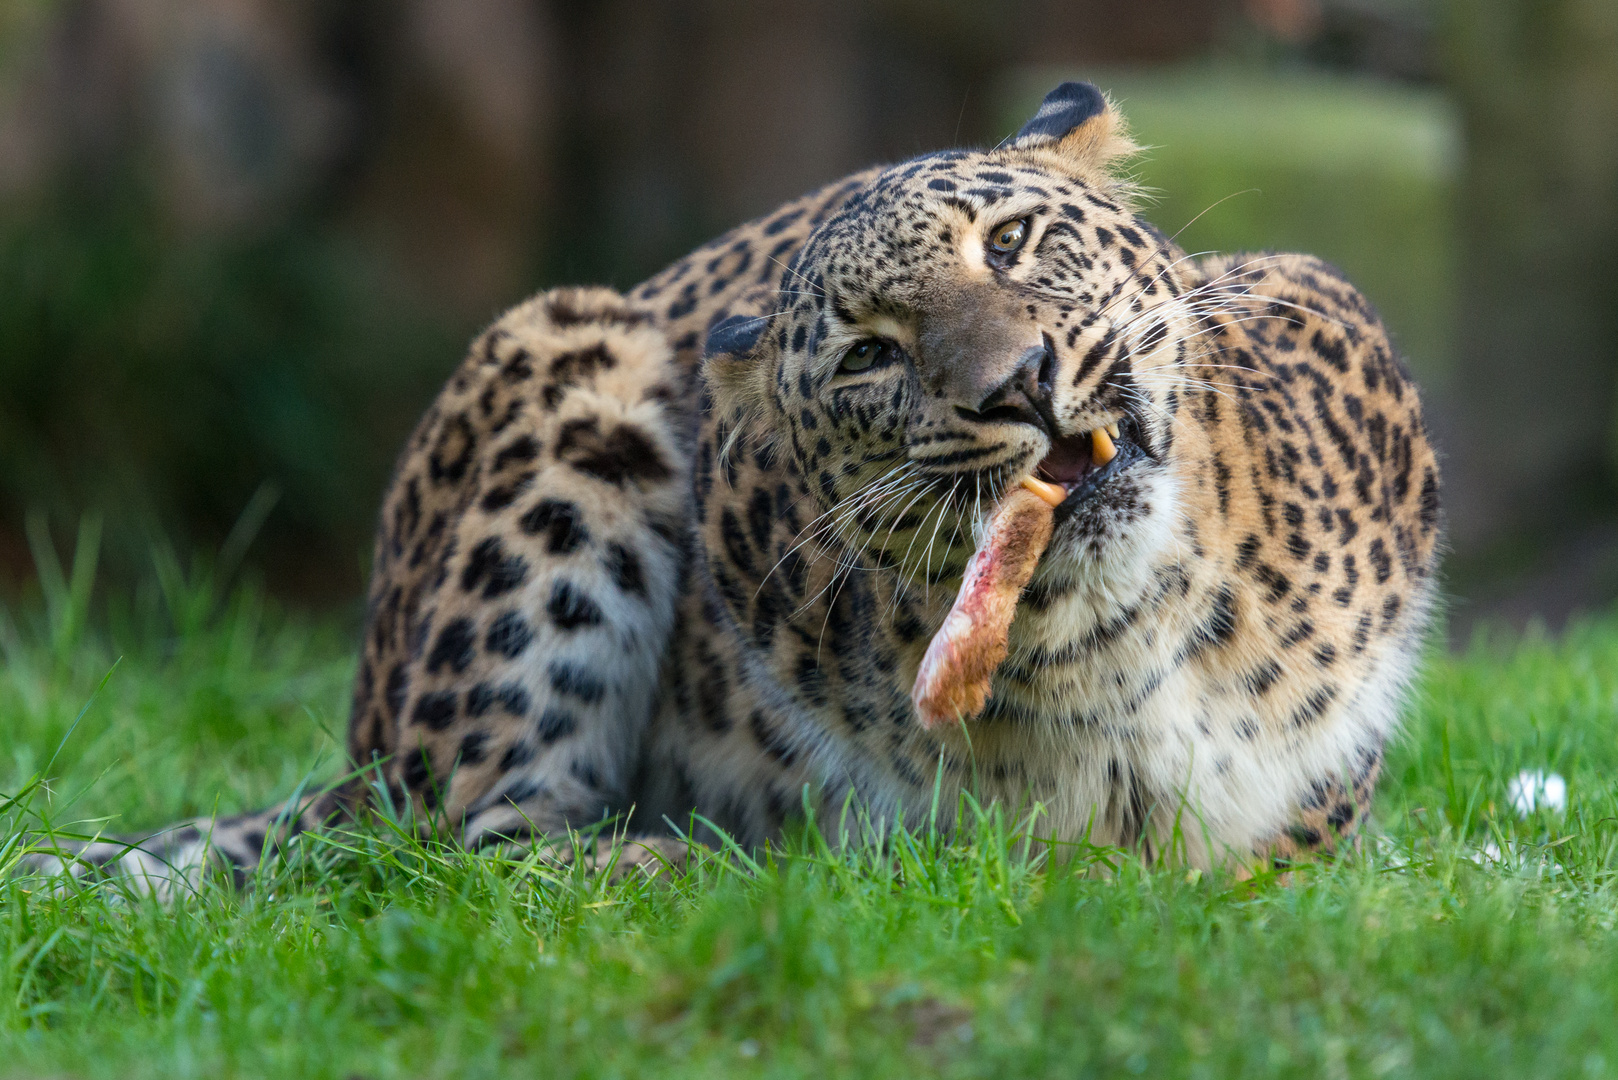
0,0 -> 1614,634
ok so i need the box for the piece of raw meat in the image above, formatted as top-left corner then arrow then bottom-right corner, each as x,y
911,480 -> 1059,729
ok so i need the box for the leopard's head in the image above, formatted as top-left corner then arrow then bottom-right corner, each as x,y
707,83 -> 1197,598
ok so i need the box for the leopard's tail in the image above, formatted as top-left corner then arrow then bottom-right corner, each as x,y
19,785 -> 350,899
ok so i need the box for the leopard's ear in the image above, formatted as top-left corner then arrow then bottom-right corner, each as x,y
704,314 -> 766,361
702,313 -> 774,438
1008,82 -> 1137,186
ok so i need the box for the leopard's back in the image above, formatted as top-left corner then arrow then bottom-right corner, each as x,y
342,175 -> 873,841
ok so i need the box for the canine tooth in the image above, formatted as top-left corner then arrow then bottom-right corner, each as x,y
1019,476 -> 1067,508
1092,426 -> 1117,465
1105,422 -> 1120,439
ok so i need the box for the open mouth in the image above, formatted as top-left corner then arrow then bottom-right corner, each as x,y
1022,415 -> 1145,522
912,414 -> 1146,728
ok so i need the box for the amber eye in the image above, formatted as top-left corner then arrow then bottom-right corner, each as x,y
988,218 -> 1029,255
839,340 -> 887,373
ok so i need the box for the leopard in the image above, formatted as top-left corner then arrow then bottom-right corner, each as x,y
28,81 -> 1440,892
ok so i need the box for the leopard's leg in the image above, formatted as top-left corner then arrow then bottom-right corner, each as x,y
1245,743 -> 1383,879
366,286 -> 694,854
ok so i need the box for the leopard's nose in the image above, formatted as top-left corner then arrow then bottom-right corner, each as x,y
953,336 -> 1058,438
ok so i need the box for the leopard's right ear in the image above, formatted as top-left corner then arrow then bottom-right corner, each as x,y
1007,82 -> 1137,192
701,313 -> 775,438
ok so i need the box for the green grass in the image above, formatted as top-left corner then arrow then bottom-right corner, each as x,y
4,533 -> 1618,1077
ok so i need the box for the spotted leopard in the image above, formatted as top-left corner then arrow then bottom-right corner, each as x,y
30,82 -> 1440,890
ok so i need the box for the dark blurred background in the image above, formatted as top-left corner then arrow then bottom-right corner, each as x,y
0,0 -> 1614,638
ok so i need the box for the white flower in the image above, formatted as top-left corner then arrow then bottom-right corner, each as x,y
1507,769 -> 1567,816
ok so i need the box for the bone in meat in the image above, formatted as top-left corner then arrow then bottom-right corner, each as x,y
911,483 -> 1056,729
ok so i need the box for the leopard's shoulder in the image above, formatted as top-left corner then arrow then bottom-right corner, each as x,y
1163,250 -> 1442,859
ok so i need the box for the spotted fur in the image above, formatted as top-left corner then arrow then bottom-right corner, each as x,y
30,83 -> 1439,887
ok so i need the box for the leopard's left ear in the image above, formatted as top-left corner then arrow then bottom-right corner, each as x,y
702,313 -> 775,441
1008,82 -> 1137,184
704,314 -> 766,361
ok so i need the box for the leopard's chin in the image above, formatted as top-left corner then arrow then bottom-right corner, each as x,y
1041,415 -> 1148,526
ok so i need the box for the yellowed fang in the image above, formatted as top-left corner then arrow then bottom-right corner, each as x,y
1091,426 -> 1117,465
1019,475 -> 1068,508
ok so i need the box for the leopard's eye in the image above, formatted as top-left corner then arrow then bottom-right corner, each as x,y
839,340 -> 886,373
988,218 -> 1028,255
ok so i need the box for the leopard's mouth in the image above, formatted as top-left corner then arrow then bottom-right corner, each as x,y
1024,415 -> 1146,524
